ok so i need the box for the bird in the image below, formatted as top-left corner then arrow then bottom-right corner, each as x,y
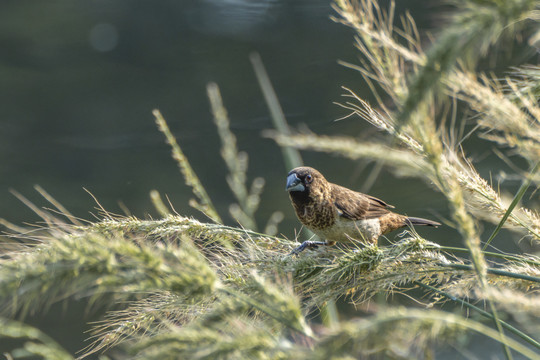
286,166 -> 440,254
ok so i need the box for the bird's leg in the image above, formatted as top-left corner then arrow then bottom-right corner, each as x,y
289,240 -> 333,255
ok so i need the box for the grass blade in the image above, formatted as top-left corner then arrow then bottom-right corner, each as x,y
483,161 -> 539,251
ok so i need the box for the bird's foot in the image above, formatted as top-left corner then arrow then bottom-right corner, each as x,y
289,241 -> 328,256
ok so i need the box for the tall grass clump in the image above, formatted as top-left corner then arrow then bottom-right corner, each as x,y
0,0 -> 539,359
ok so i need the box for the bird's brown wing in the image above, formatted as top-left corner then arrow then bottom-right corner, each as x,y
331,184 -> 393,220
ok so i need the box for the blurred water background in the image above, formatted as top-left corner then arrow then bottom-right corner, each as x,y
2,0 -> 447,228
1,0 -> 534,357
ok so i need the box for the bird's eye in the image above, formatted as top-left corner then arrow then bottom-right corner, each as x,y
305,174 -> 313,183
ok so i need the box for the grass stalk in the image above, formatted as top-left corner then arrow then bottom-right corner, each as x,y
250,52 -> 339,326
489,301 -> 514,360
436,245 -> 540,267
249,52 -> 303,171
441,263 -> 540,283
414,281 -> 540,350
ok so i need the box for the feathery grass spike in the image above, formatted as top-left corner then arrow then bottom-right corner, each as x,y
150,189 -> 171,218
153,109 -> 222,224
207,82 -> 262,230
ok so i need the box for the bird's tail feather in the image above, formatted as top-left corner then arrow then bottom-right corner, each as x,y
406,217 -> 441,227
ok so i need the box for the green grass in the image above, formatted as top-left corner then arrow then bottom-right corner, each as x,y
1,0 -> 539,359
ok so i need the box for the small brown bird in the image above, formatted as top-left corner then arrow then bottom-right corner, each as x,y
286,166 -> 440,254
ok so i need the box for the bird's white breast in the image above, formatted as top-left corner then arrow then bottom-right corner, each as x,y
314,217 -> 381,244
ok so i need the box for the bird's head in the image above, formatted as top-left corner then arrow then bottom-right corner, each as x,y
286,167 -> 325,194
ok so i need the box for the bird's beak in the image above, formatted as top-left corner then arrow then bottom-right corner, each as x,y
286,173 -> 305,192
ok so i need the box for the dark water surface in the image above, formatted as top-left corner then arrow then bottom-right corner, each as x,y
0,0 -> 532,357
1,0 -> 444,227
